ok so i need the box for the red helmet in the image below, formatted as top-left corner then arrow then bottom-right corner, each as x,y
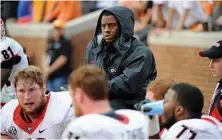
0,18 -> 5,39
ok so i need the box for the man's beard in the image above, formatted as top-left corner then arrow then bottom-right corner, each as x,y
22,94 -> 46,116
162,114 -> 177,129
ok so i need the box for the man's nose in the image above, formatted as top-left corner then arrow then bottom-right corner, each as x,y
104,26 -> 110,32
24,92 -> 31,100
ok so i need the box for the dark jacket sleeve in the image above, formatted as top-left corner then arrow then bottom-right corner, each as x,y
108,49 -> 156,97
85,41 -> 93,64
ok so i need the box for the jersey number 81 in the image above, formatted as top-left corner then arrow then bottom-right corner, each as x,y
1,47 -> 14,60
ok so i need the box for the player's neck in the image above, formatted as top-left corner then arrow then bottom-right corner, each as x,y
85,100 -> 112,114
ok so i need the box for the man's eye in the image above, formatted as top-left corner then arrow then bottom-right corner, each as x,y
19,89 -> 25,93
109,24 -> 116,28
30,88 -> 36,92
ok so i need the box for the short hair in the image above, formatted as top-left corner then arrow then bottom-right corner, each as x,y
14,65 -> 44,88
69,65 -> 108,100
147,79 -> 175,100
171,83 -> 204,118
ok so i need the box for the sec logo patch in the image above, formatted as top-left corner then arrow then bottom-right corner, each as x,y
8,126 -> 17,135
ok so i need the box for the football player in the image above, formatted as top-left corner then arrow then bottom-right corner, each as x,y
1,18 -> 29,105
139,83 -> 222,139
62,65 -> 149,139
1,66 -> 74,139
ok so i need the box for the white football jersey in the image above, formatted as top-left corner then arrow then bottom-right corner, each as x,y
62,109 -> 149,139
163,115 -> 222,139
1,36 -> 29,102
0,91 -> 75,139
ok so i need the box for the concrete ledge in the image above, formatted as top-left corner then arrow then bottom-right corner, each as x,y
148,30 -> 222,48
6,10 -> 102,39
7,23 -> 53,38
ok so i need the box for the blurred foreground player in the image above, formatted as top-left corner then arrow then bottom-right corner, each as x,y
62,65 -> 149,139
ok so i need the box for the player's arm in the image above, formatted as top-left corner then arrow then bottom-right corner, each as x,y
1,55 -> 21,88
1,108 -> 13,139
1,133 -> 13,139
1,68 -> 11,88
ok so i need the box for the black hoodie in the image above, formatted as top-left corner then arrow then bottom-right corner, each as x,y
85,6 -> 157,109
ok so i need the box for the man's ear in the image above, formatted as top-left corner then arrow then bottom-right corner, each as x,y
74,88 -> 85,104
43,84 -> 47,93
175,105 -> 185,119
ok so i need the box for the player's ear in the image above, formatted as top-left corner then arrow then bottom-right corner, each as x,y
74,88 -> 84,104
175,105 -> 184,117
42,84 -> 46,93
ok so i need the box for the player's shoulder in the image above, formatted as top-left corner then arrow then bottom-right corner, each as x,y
72,114 -> 118,125
62,114 -> 126,139
49,91 -> 71,103
1,99 -> 18,119
1,37 -> 22,50
36,93 -> 73,129
68,114 -> 123,130
1,99 -> 18,111
45,92 -> 72,115
115,109 -> 148,121
116,109 -> 144,115
172,115 -> 220,129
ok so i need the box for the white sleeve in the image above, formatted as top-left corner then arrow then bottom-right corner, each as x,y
0,106 -> 8,134
163,125 -> 197,139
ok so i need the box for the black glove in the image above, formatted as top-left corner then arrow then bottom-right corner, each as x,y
1,55 -> 21,69
134,99 -> 152,111
134,99 -> 153,119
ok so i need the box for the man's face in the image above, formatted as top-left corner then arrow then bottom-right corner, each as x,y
101,15 -> 119,44
209,58 -> 222,78
69,86 -> 83,117
16,78 -> 46,115
161,89 -> 179,129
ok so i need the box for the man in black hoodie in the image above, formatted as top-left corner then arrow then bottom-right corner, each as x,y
85,6 -> 157,109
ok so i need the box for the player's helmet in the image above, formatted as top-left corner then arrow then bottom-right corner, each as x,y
0,18 -> 5,39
